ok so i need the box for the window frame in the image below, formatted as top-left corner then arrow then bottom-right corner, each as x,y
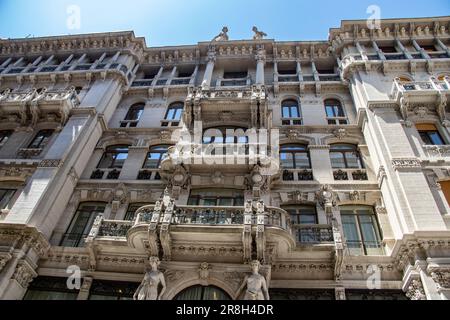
142,145 -> 171,169
340,205 -> 383,256
0,188 -> 16,210
281,99 -> 302,125
280,144 -> 311,169
124,202 -> 152,221
329,144 -> 364,169
187,189 -> 245,207
60,202 -> 107,247
284,205 -> 318,225
27,129 -> 54,149
120,103 -> 144,128
324,99 -> 348,125
97,145 -> 130,169
162,102 -> 184,127
0,130 -> 13,148
416,124 -> 446,146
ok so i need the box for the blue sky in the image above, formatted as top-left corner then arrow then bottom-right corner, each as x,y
0,0 -> 449,46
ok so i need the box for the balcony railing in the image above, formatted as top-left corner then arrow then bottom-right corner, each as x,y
216,76 -> 251,87
172,206 -> 245,225
390,78 -> 449,102
422,145 -> 450,158
17,148 -> 44,159
293,224 -> 334,244
97,220 -> 133,238
90,168 -> 121,180
137,169 -> 161,181
282,169 -> 314,181
333,169 -> 368,181
131,79 -> 154,87
277,74 -> 299,83
318,74 -> 341,82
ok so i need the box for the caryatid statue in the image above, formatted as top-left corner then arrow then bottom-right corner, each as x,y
252,26 -> 267,40
212,26 -> 229,42
237,260 -> 270,300
133,256 -> 166,300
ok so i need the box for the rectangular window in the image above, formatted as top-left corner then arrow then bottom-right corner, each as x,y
223,71 -> 247,79
28,130 -> 53,149
188,190 -> 244,207
439,180 -> 450,207
23,277 -> 79,300
88,280 -> 138,300
416,124 -> 445,145
0,130 -> 13,148
0,188 -> 15,210
124,203 -> 151,221
60,202 -> 106,247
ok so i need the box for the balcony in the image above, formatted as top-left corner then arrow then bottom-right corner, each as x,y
294,224 -> 334,244
172,206 -> 244,225
17,148 -> 44,159
318,74 -> 341,82
422,145 -> 450,160
0,87 -> 80,125
333,169 -> 368,181
277,74 -> 299,83
391,78 -> 449,105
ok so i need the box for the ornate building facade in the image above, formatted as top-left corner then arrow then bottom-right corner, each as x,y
0,16 -> 450,300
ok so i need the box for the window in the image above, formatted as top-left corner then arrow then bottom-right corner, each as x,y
124,203 -> 151,221
120,103 -> 144,128
324,99 -> 348,125
88,280 -> 139,300
188,189 -> 244,207
340,206 -> 383,255
280,145 -> 311,169
0,189 -> 16,210
24,277 -> 79,300
0,130 -> 13,148
175,285 -> 231,300
285,205 -> 318,225
330,144 -> 364,169
439,180 -> 450,207
143,145 -> 170,169
162,102 -> 183,127
60,202 -> 106,247
378,46 -> 397,53
223,71 -> 247,79
97,145 -> 129,169
416,124 -> 445,145
28,130 -> 53,149
281,100 -> 302,125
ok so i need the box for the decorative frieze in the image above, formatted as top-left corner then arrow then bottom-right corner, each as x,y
405,279 -> 426,300
11,259 -> 38,289
391,158 -> 422,170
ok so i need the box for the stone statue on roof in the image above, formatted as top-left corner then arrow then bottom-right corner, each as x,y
252,26 -> 267,40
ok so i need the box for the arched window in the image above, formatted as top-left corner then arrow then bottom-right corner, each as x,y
120,103 -> 144,128
280,144 -> 311,169
340,206 -> 383,256
281,99 -> 302,125
97,145 -> 129,169
175,285 -> 231,300
0,130 -> 13,148
60,202 -> 107,247
162,102 -> 184,127
324,99 -> 347,125
143,145 -> 170,169
330,144 -> 363,169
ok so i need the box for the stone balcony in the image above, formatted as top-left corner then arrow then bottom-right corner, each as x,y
390,77 -> 450,105
0,87 -> 80,125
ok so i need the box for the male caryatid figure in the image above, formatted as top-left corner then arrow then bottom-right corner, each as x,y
134,256 -> 166,300
237,260 -> 270,300
211,26 -> 229,42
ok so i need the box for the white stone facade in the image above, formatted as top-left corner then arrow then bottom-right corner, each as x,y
0,17 -> 449,300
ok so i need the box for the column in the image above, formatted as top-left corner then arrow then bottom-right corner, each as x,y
308,145 -> 334,183
255,49 -> 266,86
201,50 -> 216,90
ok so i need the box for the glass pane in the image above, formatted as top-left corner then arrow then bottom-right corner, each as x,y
200,199 -> 217,206
203,287 -> 230,300
166,109 -> 175,120
325,106 -> 335,118
345,151 -> 362,168
113,152 -> 128,168
280,152 -> 294,169
174,108 -> 183,120
282,106 -> 290,118
218,198 -> 233,206
342,215 -> 360,242
144,153 -> 161,168
290,106 -> 299,118
359,215 -> 380,243
0,189 -> 15,209
24,290 -> 78,300
429,132 -> 445,145
299,214 -> 317,224
294,153 -> 310,169
335,106 -> 345,117
330,152 -> 346,168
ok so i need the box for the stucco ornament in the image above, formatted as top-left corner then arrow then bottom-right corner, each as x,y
212,27 -> 229,42
252,26 -> 267,40
237,260 -> 270,300
134,256 -> 166,300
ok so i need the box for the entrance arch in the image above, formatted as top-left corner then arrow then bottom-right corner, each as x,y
174,285 -> 232,300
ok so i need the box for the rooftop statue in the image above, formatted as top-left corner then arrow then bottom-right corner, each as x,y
211,26 -> 229,42
252,26 -> 267,40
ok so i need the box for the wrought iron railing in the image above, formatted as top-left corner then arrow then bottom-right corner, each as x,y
97,220 -> 133,237
333,169 -> 368,181
293,224 -> 334,244
172,206 -> 245,225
